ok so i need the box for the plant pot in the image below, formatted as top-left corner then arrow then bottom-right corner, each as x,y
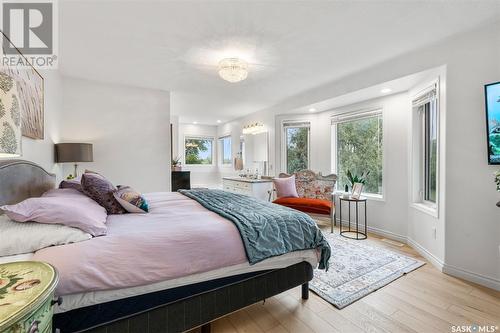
171,166 -> 182,171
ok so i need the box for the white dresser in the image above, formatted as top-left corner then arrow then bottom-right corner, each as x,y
222,177 -> 273,201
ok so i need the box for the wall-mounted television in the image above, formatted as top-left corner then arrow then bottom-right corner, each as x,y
485,81 -> 500,164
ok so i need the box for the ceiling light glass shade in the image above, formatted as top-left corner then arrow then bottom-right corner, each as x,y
218,58 -> 248,83
0,72 -> 22,157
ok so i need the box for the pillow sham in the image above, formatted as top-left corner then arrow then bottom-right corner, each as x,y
0,214 -> 91,257
59,177 -> 83,192
81,172 -> 126,214
0,192 -> 108,236
113,186 -> 149,213
273,175 -> 299,198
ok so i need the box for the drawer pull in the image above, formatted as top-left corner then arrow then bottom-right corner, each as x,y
28,320 -> 40,333
51,296 -> 63,306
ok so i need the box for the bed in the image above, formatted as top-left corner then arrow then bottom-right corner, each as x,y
0,160 -> 328,333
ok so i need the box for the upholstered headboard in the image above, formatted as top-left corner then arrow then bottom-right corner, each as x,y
0,160 -> 56,208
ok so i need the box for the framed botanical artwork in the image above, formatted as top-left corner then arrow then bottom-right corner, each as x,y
351,182 -> 363,200
1,32 -> 44,140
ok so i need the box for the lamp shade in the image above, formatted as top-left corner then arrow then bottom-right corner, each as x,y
0,71 -> 22,157
55,143 -> 93,163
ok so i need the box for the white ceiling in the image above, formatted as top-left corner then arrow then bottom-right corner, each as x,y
60,0 -> 500,124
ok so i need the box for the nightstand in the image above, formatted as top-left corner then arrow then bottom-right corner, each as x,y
0,261 -> 59,333
339,196 -> 368,240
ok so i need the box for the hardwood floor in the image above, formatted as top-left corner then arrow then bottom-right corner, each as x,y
193,226 -> 500,333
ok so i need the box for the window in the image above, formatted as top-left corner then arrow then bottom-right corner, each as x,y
283,121 -> 310,174
184,137 -> 213,165
413,85 -> 438,205
332,109 -> 383,196
219,136 -> 232,165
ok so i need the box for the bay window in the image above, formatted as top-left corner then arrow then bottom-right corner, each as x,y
332,109 -> 383,196
412,83 -> 439,208
283,121 -> 310,174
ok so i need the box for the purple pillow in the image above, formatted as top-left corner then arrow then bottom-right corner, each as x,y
81,173 -> 126,214
273,175 -> 299,198
59,177 -> 83,192
1,190 -> 107,236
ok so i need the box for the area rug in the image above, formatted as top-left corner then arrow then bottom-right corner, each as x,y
310,232 -> 425,309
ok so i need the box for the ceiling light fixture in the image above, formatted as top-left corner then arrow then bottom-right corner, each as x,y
193,121 -> 198,125
381,88 -> 392,94
217,120 -> 222,123
309,108 -> 316,112
218,58 -> 248,83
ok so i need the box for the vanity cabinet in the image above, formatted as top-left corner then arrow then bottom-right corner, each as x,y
222,177 -> 273,201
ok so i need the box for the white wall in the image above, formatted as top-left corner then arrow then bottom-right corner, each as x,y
178,123 -> 220,187
2,69 -> 64,181
60,77 -> 171,192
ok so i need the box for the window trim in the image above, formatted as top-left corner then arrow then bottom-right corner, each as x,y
410,79 -> 440,217
183,135 -> 215,166
281,120 -> 311,174
331,107 -> 385,199
218,134 -> 232,167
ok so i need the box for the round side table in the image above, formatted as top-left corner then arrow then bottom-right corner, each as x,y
339,196 -> 367,240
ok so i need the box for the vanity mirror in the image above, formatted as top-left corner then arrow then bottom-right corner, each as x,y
243,132 -> 269,176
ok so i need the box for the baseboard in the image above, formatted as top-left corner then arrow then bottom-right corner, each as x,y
333,218 -> 499,291
443,264 -> 500,291
406,237 -> 444,270
335,218 -> 407,244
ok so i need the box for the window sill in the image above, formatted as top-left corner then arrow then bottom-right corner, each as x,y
184,164 -> 216,168
334,191 -> 384,202
411,202 -> 439,218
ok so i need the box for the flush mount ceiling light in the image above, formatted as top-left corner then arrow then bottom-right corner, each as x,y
218,58 -> 248,83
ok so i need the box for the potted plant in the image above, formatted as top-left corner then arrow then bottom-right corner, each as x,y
171,156 -> 182,171
346,170 -> 370,189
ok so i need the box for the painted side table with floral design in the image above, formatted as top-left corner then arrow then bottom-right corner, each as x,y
0,261 -> 58,333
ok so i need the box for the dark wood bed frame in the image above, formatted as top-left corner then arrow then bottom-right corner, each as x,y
0,160 -> 314,333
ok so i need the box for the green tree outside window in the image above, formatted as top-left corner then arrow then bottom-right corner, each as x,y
185,138 -> 213,165
336,115 -> 383,195
286,127 -> 309,174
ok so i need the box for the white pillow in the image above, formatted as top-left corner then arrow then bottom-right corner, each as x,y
0,214 -> 92,257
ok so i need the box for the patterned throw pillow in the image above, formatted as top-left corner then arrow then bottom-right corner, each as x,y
113,186 -> 149,213
81,173 -> 126,215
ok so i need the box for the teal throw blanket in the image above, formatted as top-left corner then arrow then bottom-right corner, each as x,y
179,189 -> 330,270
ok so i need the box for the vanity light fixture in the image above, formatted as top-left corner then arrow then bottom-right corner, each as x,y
218,58 -> 248,83
242,122 -> 265,135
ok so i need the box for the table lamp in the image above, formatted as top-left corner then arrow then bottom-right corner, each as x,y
55,143 -> 93,177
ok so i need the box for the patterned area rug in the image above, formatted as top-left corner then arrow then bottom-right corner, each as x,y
310,232 -> 425,309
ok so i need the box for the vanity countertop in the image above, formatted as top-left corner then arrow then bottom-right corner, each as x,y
223,176 -> 273,183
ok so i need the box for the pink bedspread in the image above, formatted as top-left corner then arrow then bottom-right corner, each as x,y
33,192 -> 247,295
